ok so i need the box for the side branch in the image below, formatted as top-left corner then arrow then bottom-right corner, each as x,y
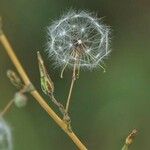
0,26 -> 87,150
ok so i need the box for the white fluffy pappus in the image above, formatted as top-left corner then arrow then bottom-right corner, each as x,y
46,10 -> 111,70
0,118 -> 12,150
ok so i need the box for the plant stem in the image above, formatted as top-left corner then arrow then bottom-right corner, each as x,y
0,99 -> 14,117
0,30 -> 87,150
121,144 -> 128,150
65,52 -> 77,113
65,70 -> 76,113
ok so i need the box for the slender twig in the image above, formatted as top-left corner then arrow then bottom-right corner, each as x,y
0,99 -> 14,117
0,22 -> 87,150
65,52 -> 77,113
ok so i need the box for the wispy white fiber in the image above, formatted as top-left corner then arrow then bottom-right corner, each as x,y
46,10 -> 111,70
0,118 -> 12,150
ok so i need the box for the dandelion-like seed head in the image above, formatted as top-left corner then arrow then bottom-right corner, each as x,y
0,118 -> 12,150
47,10 -> 111,70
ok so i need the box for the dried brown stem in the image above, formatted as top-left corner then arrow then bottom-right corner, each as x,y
65,52 -> 77,113
0,99 -> 14,117
0,28 -> 87,150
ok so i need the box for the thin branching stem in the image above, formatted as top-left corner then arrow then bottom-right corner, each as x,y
65,52 -> 78,113
0,99 -> 14,117
0,25 -> 87,150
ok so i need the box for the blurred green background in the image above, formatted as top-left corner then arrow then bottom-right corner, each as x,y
0,0 -> 150,149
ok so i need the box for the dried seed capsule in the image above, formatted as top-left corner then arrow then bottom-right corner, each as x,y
125,129 -> 138,145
